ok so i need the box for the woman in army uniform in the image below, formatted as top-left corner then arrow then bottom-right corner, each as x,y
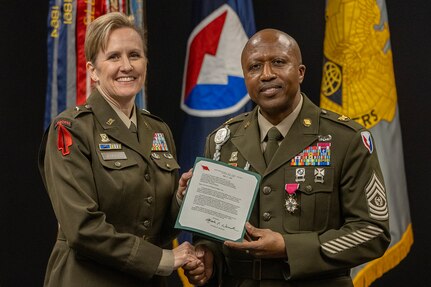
39,12 -> 194,287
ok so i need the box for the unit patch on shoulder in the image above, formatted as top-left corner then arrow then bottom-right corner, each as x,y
361,131 -> 374,154
55,120 -> 72,156
365,172 -> 388,221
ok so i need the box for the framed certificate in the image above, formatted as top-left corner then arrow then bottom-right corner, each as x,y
175,157 -> 261,242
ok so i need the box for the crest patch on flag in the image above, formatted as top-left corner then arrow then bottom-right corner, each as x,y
180,4 -> 250,117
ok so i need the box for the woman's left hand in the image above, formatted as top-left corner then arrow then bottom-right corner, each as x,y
177,168 -> 193,200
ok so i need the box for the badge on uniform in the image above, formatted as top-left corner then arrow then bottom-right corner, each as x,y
99,143 -> 121,150
164,153 -> 173,159
290,143 -> 331,166
365,172 -> 388,220
214,127 -> 230,145
361,131 -> 374,154
106,118 -> 115,125
100,134 -> 110,143
152,132 -> 169,151
151,152 -> 161,159
55,120 -> 73,156
285,183 -> 300,214
229,151 -> 238,162
295,168 -> 305,182
314,168 -> 325,183
213,126 -> 231,161
101,151 -> 127,160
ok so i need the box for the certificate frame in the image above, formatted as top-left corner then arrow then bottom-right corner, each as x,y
175,157 -> 261,242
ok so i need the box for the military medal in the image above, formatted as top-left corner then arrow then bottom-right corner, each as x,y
284,183 -> 300,214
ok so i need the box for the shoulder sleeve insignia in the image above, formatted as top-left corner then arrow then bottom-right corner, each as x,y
55,121 -> 73,156
361,131 -> 374,154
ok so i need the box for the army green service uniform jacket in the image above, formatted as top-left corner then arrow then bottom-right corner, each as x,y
39,90 -> 180,287
199,95 -> 390,287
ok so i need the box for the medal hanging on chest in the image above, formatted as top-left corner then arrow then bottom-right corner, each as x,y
284,183 -> 300,214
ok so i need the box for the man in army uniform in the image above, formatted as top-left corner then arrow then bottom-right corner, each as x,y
183,29 -> 390,287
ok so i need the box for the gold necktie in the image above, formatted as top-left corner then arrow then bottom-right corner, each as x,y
264,127 -> 282,165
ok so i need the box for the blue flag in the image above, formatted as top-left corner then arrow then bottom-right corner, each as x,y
174,1 -> 255,285
179,0 -> 256,173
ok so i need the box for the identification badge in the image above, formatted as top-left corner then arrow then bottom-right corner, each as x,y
101,151 -> 127,160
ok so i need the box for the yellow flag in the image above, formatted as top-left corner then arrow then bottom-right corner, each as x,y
320,0 -> 413,286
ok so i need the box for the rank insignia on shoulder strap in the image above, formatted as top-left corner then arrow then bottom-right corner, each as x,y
152,132 -> 169,151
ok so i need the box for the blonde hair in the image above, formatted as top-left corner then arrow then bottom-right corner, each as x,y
84,12 -> 146,64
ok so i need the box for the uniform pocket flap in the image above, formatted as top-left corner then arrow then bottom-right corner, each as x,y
285,167 -> 334,194
151,152 -> 180,171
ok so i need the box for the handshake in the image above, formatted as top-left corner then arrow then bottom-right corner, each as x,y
173,242 -> 214,286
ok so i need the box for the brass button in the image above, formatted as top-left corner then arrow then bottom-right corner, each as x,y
263,186 -> 272,195
166,163 -> 171,168
143,220 -> 151,227
144,173 -> 150,181
263,212 -> 271,221
305,185 -> 313,192
147,196 -> 153,204
114,161 -> 121,167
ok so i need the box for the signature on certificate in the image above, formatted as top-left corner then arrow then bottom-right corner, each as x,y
205,217 -> 238,232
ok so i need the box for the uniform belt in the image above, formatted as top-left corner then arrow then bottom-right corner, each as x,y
225,258 -> 288,280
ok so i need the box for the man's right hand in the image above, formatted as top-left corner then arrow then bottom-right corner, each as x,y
183,245 -> 214,286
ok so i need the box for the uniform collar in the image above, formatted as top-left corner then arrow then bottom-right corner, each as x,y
258,94 -> 303,143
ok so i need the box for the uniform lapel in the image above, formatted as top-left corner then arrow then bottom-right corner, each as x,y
231,108 -> 267,175
136,112 -> 156,159
264,95 -> 320,176
87,90 -> 149,160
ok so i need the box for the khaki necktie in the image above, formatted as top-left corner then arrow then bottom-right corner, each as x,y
264,127 -> 283,165
129,122 -> 139,142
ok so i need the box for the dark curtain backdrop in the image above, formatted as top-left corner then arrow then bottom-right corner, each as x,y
1,1 -> 429,286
